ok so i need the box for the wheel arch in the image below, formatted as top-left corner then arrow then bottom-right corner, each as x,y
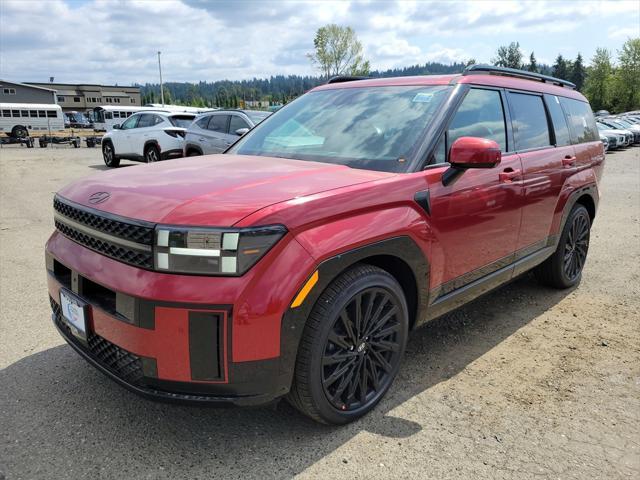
279,236 -> 429,390
144,139 -> 160,153
185,143 -> 203,155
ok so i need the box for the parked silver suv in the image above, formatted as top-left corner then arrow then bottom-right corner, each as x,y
183,109 -> 271,156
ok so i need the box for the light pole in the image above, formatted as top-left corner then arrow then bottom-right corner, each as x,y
158,51 -> 164,106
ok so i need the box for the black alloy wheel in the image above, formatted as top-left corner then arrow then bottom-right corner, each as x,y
322,287 -> 403,412
535,203 -> 591,289
563,209 -> 590,282
288,264 -> 408,424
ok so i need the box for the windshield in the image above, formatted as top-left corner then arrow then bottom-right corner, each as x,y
230,85 -> 452,172
169,115 -> 196,128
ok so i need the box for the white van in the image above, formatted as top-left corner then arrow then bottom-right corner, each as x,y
0,103 -> 64,137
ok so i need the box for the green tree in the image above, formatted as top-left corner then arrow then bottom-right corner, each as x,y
307,24 -> 370,79
492,42 -> 523,69
610,38 -> 640,112
527,52 -> 538,73
552,54 -> 570,79
570,53 -> 586,90
584,48 -> 614,111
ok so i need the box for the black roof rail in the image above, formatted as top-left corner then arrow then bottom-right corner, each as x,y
463,64 -> 576,89
327,75 -> 369,84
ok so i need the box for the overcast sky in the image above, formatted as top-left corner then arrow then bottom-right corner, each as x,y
1,0 -> 638,85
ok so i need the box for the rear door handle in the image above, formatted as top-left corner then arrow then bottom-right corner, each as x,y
562,155 -> 576,167
499,168 -> 521,183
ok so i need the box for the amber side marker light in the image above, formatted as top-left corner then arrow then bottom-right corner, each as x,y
291,271 -> 319,308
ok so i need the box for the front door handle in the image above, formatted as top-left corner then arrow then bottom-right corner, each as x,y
499,168 -> 521,183
562,155 -> 576,167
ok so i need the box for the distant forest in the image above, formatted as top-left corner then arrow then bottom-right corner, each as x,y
138,61 -> 552,109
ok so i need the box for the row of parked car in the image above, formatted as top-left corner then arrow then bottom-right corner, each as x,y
595,111 -> 640,152
101,109 -> 271,167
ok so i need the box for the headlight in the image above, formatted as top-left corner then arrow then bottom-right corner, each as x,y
154,225 -> 287,275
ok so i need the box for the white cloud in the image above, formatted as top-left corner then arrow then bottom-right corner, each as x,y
0,0 -> 637,84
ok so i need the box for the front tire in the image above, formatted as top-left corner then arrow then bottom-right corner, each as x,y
11,125 -> 28,138
102,142 -> 120,168
535,204 -> 591,289
288,264 -> 408,424
145,144 -> 160,163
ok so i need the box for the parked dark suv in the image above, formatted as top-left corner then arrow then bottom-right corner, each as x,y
46,66 -> 604,424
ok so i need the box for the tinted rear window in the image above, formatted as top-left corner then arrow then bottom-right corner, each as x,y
508,92 -> 551,150
544,94 -> 571,147
170,115 -> 195,128
559,97 -> 598,144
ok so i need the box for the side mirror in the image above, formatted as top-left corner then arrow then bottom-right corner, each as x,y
449,137 -> 501,169
112,124 -> 121,130
442,137 -> 501,186
234,128 -> 249,136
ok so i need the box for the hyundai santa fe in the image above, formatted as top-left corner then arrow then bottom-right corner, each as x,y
46,65 -> 604,424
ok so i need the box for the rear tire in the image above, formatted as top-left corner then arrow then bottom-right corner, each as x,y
187,149 -> 200,157
145,144 -> 160,163
287,264 -> 408,424
535,204 -> 591,289
102,141 -> 120,168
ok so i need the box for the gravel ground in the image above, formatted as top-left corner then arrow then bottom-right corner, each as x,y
0,145 -> 639,480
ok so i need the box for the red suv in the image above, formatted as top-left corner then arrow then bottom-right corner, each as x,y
46,66 -> 604,424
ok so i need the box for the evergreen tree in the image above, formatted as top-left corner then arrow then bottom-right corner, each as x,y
552,54 -> 569,79
527,52 -> 538,73
570,53 -> 586,91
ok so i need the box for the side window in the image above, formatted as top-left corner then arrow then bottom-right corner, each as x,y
448,88 -> 507,153
559,97 -> 599,144
153,115 -> 165,126
507,92 -> 551,151
46,110 -> 57,118
120,115 -> 139,130
207,115 -> 229,133
38,110 -> 46,118
229,115 -> 250,135
136,114 -> 157,128
195,116 -> 209,129
12,110 -> 20,117
544,94 -> 571,147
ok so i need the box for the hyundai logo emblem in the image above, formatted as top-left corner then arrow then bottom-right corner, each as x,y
88,191 -> 111,204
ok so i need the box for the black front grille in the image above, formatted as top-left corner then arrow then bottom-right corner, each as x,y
55,220 -> 153,269
54,197 -> 154,245
50,297 -> 144,386
53,196 -> 154,269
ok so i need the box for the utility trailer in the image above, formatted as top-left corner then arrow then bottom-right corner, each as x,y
0,136 -> 34,147
84,136 -> 103,148
39,135 -> 81,148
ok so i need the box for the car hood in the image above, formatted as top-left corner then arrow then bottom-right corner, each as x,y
57,154 -> 393,226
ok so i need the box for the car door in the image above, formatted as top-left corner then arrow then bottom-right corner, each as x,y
203,114 -> 230,153
424,87 -> 524,293
113,114 -> 139,154
128,113 -> 159,156
506,92 -> 571,256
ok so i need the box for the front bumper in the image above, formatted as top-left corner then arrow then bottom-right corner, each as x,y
46,227 -> 316,406
49,297 -> 278,406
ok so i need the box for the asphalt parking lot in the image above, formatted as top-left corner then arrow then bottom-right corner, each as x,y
1,145 -> 639,480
